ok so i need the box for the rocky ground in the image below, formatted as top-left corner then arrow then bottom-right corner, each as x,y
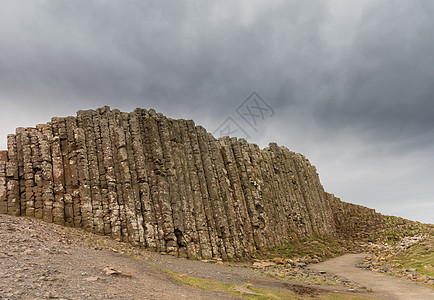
0,214 -> 383,299
249,235 -> 433,290
0,214 -> 241,300
356,235 -> 434,286
1,213 -> 433,299
251,257 -> 370,291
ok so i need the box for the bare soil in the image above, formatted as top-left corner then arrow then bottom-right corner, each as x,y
0,214 -> 241,300
3,214 -> 428,299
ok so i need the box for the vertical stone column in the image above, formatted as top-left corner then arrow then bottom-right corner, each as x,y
118,111 -> 142,245
144,111 -> 175,253
134,109 -> 159,251
129,109 -> 150,245
75,113 -> 93,231
77,111 -> 103,233
197,128 -> 230,259
289,152 -> 318,235
305,163 -> 335,234
247,143 -> 273,247
236,140 -> 267,251
210,137 -> 240,259
157,115 -> 182,255
13,130 -> 25,216
232,139 -> 267,253
269,146 -> 301,242
99,107 -> 120,238
110,110 -> 130,242
51,118 -> 65,225
255,149 -> 280,246
60,116 -> 77,226
37,124 -> 55,223
286,152 -> 308,238
66,116 -> 82,227
220,137 -> 254,257
105,109 -> 125,240
86,111 -> 104,233
269,143 -> 312,244
170,120 -> 199,258
0,151 -> 8,213
179,119 -> 212,259
6,133 -> 20,216
29,129 -> 43,219
140,111 -> 163,250
19,129 -> 32,217
92,111 -> 112,234
187,122 -> 219,259
206,135 -> 235,259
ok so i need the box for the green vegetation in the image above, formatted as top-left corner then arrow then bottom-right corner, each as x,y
168,271 -> 237,294
319,295 -> 377,300
165,270 -> 376,299
271,235 -> 349,260
392,236 -> 434,277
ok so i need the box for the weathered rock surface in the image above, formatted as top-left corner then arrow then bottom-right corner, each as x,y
0,106 -> 429,260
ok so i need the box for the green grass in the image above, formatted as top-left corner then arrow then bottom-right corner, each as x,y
163,268 -> 376,299
319,294 -> 377,300
392,236 -> 434,277
271,235 -> 348,260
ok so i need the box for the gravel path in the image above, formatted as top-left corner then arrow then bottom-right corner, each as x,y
308,253 -> 434,300
12,213 -> 431,299
0,214 -> 378,299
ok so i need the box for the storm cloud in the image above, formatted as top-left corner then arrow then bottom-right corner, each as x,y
0,0 -> 433,223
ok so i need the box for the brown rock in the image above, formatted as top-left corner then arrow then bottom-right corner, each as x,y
0,106 -> 421,262
0,151 -> 8,162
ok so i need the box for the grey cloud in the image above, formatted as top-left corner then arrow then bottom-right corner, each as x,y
313,0 -> 434,150
0,1 -> 329,115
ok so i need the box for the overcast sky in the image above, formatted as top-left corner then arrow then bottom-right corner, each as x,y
1,0 -> 433,223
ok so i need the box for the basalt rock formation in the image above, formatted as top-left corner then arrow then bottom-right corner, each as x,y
0,106 -> 428,260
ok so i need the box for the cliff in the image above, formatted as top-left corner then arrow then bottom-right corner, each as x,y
0,106 -> 429,260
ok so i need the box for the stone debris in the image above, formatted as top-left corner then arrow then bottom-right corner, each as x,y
104,267 -> 121,276
252,257 -> 369,291
232,285 -> 263,296
103,267 -> 132,277
84,276 -> 99,282
357,235 -> 434,285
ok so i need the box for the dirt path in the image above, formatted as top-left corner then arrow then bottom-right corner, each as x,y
1,214 -> 378,299
308,253 -> 434,300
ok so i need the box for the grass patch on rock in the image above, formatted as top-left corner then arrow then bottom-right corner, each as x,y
392,236 -> 434,277
270,235 -> 349,261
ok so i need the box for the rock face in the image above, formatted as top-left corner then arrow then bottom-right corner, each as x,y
0,106 -> 388,260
